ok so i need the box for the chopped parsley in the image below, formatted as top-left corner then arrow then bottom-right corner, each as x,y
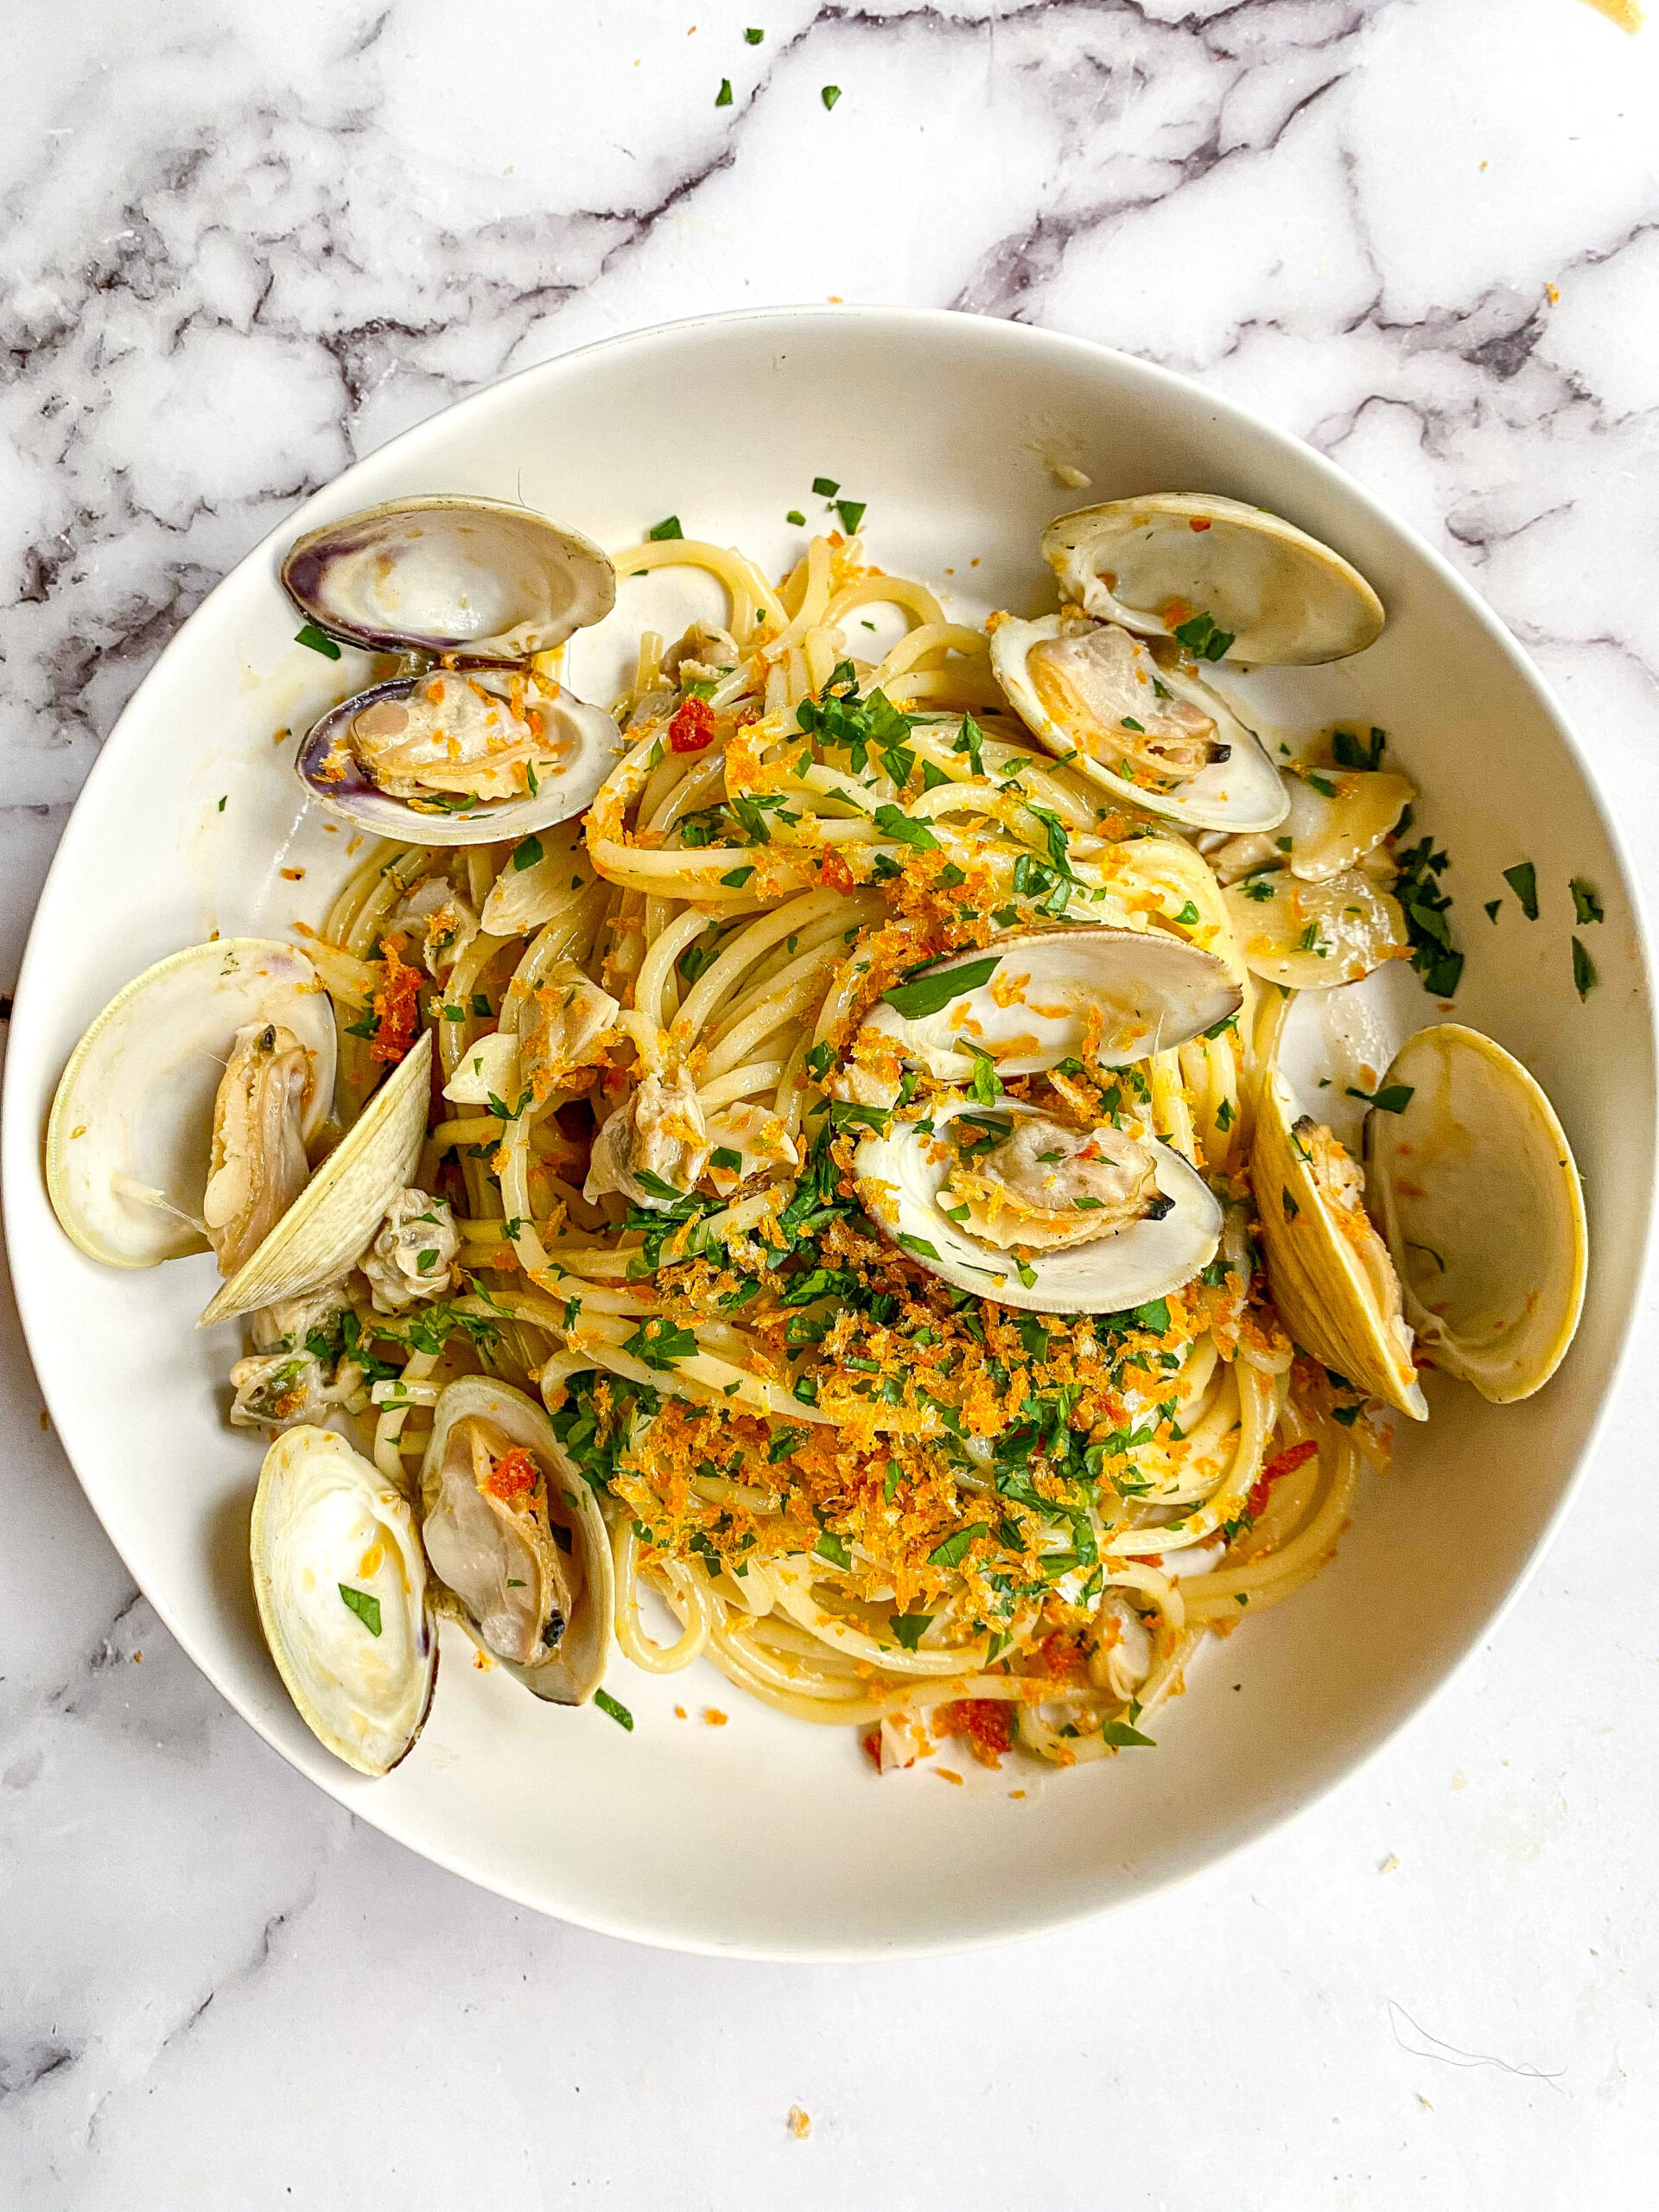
928,1523 -> 987,1569
512,835 -> 544,871
1503,861 -> 1539,919
295,622 -> 341,659
647,515 -> 684,542
834,499 -> 866,534
621,1318 -> 699,1370
745,25 -> 764,41
785,508 -> 805,525
338,1584 -> 382,1636
1571,878 -> 1604,925
811,476 -> 840,498
1332,725 -> 1387,771
715,76 -> 733,105
820,85 -> 842,110
888,1613 -> 933,1651
1172,611 -> 1235,661
882,953 -> 1001,1020
815,1530 -> 852,1570
1101,1719 -> 1156,1748
1395,834 -> 1463,997
594,1688 -> 634,1731
1573,938 -> 1598,1001
1346,1084 -> 1414,1114
872,804 -> 939,851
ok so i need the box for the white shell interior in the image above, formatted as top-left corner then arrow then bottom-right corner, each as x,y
3,310 -> 1648,1959
1369,1024 -> 1588,1404
861,925 -> 1241,1079
251,1426 -> 436,1777
1042,493 -> 1386,664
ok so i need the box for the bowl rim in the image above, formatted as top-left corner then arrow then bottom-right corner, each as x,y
6,302 -> 1656,1960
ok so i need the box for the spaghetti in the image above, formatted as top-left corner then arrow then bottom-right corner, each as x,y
279,528 -> 1392,1774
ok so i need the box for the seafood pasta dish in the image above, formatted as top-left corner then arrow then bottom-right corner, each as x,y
44,489 -> 1588,1781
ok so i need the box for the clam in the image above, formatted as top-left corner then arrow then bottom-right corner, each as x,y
47,939 -> 336,1272
989,613 -> 1289,833
200,1030 -> 433,1325
854,1098 -> 1222,1316
250,1425 -> 437,1776
1040,493 -> 1385,664
283,498 -> 620,849
1366,1025 -> 1586,1403
1252,1071 -> 1427,1418
1223,861 -> 1408,989
585,1070 -> 708,1211
858,925 -> 1241,1084
419,1377 -> 613,1704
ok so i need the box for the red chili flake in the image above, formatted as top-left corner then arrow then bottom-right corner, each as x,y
817,849 -> 855,893
486,1446 -> 539,1505
370,935 -> 421,1065
861,1727 -> 883,1771
1245,1437 -> 1319,1523
669,698 -> 716,753
1189,517 -> 1212,531
932,1699 -> 1013,1769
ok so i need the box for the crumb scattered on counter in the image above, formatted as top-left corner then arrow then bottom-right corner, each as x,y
788,2106 -> 811,2139
1379,1853 -> 1400,1874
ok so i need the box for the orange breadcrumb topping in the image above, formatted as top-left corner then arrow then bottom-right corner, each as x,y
370,934 -> 422,1065
486,1446 -> 539,1505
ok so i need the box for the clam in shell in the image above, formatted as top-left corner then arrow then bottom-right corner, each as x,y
990,613 -> 1289,835
420,1377 -> 613,1705
46,938 -> 336,1272
854,1098 -> 1222,1317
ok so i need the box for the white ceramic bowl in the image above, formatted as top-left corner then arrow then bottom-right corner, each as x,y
5,308 -> 1652,1959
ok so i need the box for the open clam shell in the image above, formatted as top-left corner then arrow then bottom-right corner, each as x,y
419,1377 -> 613,1706
199,1029 -> 432,1325
990,613 -> 1289,834
853,1099 -> 1222,1316
1366,1025 -> 1587,1404
296,675 -> 619,849
46,938 -> 336,1271
1041,493 -> 1384,665
251,1425 -> 437,1777
1251,1071 -> 1427,1418
860,925 -> 1242,1082
282,496 -> 616,659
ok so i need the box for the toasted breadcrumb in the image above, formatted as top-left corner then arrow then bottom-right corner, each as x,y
787,2106 -> 811,2139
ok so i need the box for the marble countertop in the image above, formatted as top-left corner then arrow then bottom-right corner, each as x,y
4,1 -> 1658,2203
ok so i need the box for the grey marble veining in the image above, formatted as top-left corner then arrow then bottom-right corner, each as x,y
3,2 -> 1658,2206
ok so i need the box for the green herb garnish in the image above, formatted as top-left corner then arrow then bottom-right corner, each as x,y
594,1688 -> 633,1730
1172,611 -> 1235,661
648,515 -> 684,541
339,1585 -> 382,1636
1503,861 -> 1539,919
512,835 -> 543,871
295,623 -> 341,659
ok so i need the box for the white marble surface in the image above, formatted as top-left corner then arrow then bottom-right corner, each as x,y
3,0 -> 1659,2202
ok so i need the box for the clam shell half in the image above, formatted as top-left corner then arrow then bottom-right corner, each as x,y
1041,493 -> 1384,665
282,496 -> 616,659
199,1029 -> 432,1325
861,925 -> 1242,1082
251,1425 -> 437,1777
1366,1025 -> 1587,1404
46,938 -> 336,1271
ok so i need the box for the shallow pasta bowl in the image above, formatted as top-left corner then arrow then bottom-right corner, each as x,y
3,308 -> 1652,1959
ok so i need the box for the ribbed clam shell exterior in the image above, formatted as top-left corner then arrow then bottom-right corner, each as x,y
1251,1071 -> 1427,1420
198,1029 -> 432,1325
